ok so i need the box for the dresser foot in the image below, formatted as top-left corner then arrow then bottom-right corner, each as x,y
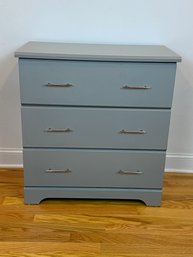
24,191 -> 43,204
141,196 -> 162,206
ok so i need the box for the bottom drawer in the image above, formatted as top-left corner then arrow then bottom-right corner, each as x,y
24,149 -> 166,189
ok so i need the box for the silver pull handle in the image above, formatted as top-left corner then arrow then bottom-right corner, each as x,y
44,128 -> 73,133
118,170 -> 143,175
46,168 -> 72,174
121,85 -> 151,90
118,129 -> 146,134
45,83 -> 74,87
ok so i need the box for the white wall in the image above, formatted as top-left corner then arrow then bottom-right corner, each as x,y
0,0 -> 193,171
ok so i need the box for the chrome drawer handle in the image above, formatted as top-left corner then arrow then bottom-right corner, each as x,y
118,170 -> 143,175
118,129 -> 146,134
45,83 -> 74,87
121,85 -> 151,90
46,168 -> 72,174
44,128 -> 73,133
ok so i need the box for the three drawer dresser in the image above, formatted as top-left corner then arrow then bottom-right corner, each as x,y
15,42 -> 181,206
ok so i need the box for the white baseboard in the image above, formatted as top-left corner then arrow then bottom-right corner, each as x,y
0,149 -> 193,173
0,148 -> 23,168
166,153 -> 193,173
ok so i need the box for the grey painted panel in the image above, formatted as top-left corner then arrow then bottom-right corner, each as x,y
24,187 -> 162,206
21,107 -> 171,149
19,59 -> 176,108
23,149 -> 165,189
17,42 -> 180,206
15,42 -> 181,62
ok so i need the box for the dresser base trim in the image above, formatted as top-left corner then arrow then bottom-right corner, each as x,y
24,187 -> 162,206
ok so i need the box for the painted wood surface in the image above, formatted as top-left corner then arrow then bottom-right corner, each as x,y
21,107 -> 170,149
15,41 -> 182,62
15,42 -> 180,206
19,59 -> 177,108
23,149 -> 166,188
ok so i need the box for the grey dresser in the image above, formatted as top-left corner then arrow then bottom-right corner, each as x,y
15,42 -> 181,206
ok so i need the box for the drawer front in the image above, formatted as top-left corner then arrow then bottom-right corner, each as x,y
24,149 -> 166,188
19,59 -> 176,108
21,107 -> 170,150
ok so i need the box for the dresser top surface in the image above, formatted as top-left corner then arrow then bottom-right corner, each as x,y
15,41 -> 181,62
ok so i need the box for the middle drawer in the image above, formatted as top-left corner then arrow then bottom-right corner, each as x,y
22,107 -> 170,150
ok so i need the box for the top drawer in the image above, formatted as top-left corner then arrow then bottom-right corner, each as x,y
19,59 -> 176,108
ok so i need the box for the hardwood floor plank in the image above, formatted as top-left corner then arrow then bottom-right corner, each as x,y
34,214 -> 106,231
70,230 -> 193,245
0,223 -> 70,242
2,196 -> 24,205
101,243 -> 193,256
0,242 -> 100,255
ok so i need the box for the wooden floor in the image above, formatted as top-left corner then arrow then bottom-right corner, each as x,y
0,169 -> 193,257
